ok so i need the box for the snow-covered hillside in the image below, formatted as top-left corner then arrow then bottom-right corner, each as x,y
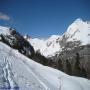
27,35 -> 61,57
0,41 -> 90,90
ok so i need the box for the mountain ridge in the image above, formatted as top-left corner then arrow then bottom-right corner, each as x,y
26,18 -> 90,57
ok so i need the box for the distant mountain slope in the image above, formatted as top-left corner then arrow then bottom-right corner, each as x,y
0,42 -> 90,90
27,35 -> 61,57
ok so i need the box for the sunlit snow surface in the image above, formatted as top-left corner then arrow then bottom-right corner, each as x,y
0,42 -> 90,90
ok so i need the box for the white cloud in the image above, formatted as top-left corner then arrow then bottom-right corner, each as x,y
0,12 -> 10,21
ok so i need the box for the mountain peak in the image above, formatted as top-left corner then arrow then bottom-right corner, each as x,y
65,18 -> 90,45
74,18 -> 83,23
74,18 -> 90,24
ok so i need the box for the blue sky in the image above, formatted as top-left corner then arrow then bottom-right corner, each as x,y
0,0 -> 90,38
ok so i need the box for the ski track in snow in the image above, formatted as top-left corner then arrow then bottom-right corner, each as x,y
0,49 -> 19,89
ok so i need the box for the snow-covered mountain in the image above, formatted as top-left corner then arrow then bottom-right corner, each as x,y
27,18 -> 90,57
0,41 -> 90,90
27,35 -> 61,57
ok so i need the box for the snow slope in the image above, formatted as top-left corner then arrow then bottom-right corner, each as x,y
0,42 -> 90,90
28,35 -> 61,57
